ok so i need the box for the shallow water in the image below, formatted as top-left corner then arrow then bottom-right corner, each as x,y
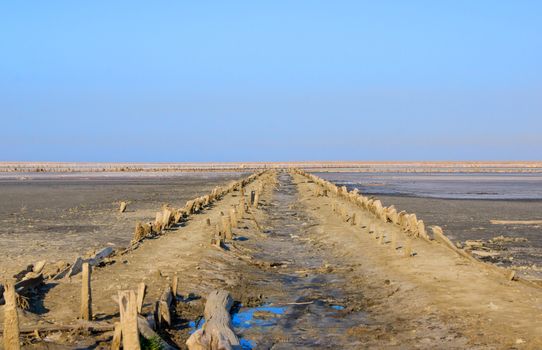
315,172 -> 542,200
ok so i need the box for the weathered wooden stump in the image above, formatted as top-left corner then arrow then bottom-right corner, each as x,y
118,290 -> 140,350
390,231 -> 397,251
186,290 -> 240,350
230,209 -> 238,228
404,239 -> 413,257
136,282 -> 147,314
111,322 -> 122,350
80,262 -> 92,321
249,191 -> 256,206
133,222 -> 146,243
222,216 -> 233,240
119,201 -> 127,213
253,191 -> 260,208
378,231 -> 385,245
3,282 -> 20,350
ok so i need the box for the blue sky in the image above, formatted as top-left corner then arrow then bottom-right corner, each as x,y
1,1 -> 541,161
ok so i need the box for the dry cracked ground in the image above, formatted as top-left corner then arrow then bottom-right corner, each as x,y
1,170 -> 542,349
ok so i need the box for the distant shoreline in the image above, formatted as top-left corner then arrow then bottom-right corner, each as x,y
1,161 -> 542,173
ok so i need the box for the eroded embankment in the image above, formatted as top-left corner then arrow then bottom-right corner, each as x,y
293,170 -> 542,348
1,169 -> 542,349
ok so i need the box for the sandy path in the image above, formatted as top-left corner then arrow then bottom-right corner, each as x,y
2,170 -> 542,349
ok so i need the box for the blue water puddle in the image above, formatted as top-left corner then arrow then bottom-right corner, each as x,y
231,305 -> 287,329
188,302 -> 341,348
240,338 -> 256,349
188,319 -> 205,335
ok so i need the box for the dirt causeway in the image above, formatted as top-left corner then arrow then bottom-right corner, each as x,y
1,170 -> 542,349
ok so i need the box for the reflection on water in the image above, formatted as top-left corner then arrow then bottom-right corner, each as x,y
315,172 -> 542,200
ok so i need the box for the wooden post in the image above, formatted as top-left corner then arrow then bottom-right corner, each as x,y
136,282 -> 147,314
3,281 -> 20,350
351,213 -> 356,226
230,208 -> 237,228
118,290 -> 140,350
390,231 -> 397,251
253,191 -> 260,208
119,201 -> 127,213
404,239 -> 412,257
111,322 -> 122,350
249,191 -> 256,206
80,262 -> 92,321
159,286 -> 173,328
340,207 -> 347,221
172,275 -> 179,299
222,216 -> 232,240
206,218 -> 211,226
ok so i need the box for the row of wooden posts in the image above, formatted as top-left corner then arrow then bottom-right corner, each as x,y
186,174 -> 276,350
211,185 -> 263,248
294,168 -> 433,241
331,201 -> 414,257
293,168 -> 534,285
103,172 -> 271,349
294,167 -> 471,258
132,171 -> 267,245
2,170 -> 270,350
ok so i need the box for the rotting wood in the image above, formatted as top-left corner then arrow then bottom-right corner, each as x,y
253,191 -> 260,208
3,282 -> 20,350
172,275 -> 179,300
80,262 -> 92,321
118,290 -> 140,350
250,190 -> 256,206
404,238 -> 413,257
222,216 -> 233,240
157,285 -> 173,329
391,231 -> 397,251
230,208 -> 237,228
111,322 -> 122,350
136,282 -> 146,314
378,231 -> 385,245
186,290 -> 240,350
